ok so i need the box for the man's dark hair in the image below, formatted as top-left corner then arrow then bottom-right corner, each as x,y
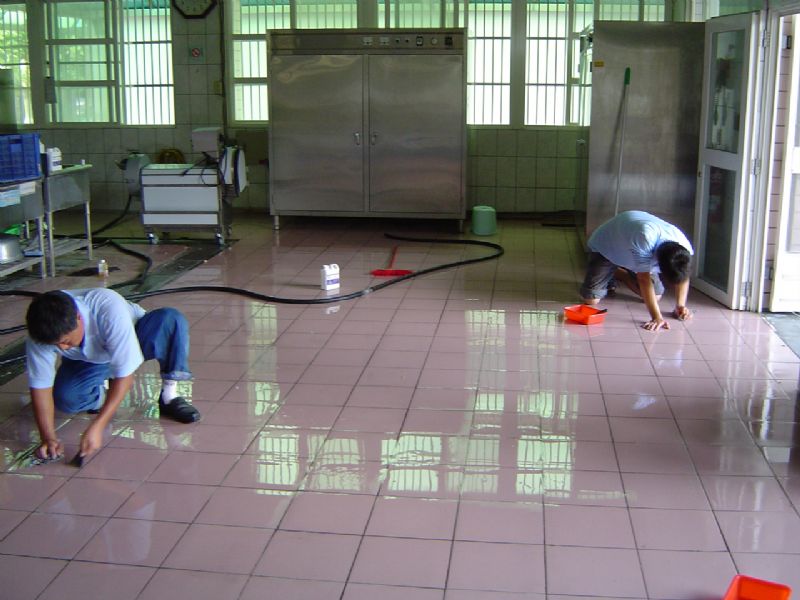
656,241 -> 692,285
26,291 -> 79,344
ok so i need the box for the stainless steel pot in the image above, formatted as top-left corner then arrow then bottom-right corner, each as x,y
0,233 -> 23,264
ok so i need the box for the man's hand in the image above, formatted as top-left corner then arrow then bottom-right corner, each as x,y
637,273 -> 667,332
79,421 -> 105,458
36,438 -> 64,460
673,306 -> 692,321
76,374 -> 134,459
643,317 -> 670,331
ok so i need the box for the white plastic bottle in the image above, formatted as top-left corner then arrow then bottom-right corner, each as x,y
97,259 -> 109,278
320,264 -> 340,291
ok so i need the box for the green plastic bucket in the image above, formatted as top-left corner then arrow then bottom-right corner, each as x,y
471,205 -> 496,236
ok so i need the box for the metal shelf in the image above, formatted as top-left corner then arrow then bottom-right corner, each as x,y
43,164 -> 93,275
0,253 -> 46,279
50,237 -> 91,259
0,180 -> 47,280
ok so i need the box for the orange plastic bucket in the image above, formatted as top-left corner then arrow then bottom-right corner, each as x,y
563,304 -> 607,325
723,575 -> 792,600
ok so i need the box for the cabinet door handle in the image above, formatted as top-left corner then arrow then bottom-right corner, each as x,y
354,132 -> 361,145
371,133 -> 378,145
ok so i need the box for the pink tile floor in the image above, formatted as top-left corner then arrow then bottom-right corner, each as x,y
1,214 -> 799,599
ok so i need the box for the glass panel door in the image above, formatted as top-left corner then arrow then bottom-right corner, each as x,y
694,12 -> 761,308
700,165 -> 736,290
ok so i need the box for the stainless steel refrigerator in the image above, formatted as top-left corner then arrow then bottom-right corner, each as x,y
585,22 -> 705,240
268,29 -> 466,229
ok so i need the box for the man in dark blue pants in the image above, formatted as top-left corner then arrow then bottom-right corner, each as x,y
25,288 -> 201,461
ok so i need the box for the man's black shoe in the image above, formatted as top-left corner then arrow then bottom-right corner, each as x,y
158,396 -> 201,423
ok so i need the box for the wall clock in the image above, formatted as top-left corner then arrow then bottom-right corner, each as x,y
172,0 -> 217,19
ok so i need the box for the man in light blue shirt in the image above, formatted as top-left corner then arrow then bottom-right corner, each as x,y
26,288 -> 201,461
580,210 -> 694,331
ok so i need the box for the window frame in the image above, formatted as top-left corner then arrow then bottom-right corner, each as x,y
117,0 -> 174,126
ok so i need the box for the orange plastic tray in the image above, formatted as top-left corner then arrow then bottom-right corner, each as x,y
723,575 -> 792,600
563,304 -> 607,325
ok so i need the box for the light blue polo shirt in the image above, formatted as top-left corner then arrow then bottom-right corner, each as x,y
26,288 -> 146,389
588,210 -> 694,273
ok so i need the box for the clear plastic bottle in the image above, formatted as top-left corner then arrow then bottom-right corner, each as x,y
97,259 -> 108,278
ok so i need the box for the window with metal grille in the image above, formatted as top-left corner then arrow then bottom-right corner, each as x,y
296,0 -> 357,28
119,0 -> 173,125
382,1 -> 437,27
525,0 -> 568,126
466,1 -> 511,125
44,0 -> 174,124
45,0 -> 116,123
0,3 -> 32,125
377,0 -> 464,28
599,0 -> 664,21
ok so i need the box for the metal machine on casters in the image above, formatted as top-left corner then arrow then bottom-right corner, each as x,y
139,128 -> 247,245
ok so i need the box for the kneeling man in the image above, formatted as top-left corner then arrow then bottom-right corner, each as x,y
580,210 -> 694,331
26,288 -> 201,461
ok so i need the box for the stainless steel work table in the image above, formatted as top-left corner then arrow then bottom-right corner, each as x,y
0,179 -> 47,279
42,164 -> 93,276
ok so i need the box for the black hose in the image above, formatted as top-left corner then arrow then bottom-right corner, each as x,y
0,234 -> 504,362
0,289 -> 40,338
91,194 -> 135,237
107,240 -> 155,290
127,234 -> 503,305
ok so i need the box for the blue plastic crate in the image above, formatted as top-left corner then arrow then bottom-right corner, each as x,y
0,133 -> 41,183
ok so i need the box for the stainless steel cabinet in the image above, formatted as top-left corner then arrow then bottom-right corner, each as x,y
268,29 -> 466,228
270,54 -> 364,214
368,54 -> 463,215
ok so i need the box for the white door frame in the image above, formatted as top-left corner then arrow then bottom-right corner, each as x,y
749,11 -> 780,313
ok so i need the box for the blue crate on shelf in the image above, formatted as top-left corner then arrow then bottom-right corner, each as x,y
0,133 -> 41,184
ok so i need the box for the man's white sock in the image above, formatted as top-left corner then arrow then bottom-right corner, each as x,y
161,380 -> 178,404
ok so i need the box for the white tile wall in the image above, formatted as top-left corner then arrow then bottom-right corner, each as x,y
467,127 -> 589,214
762,18 -> 794,308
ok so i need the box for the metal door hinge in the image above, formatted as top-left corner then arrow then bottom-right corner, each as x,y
752,158 -> 762,176
762,29 -> 770,49
741,281 -> 752,298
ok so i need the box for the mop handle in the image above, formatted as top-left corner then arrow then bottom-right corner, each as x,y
614,67 -> 631,217
387,245 -> 399,269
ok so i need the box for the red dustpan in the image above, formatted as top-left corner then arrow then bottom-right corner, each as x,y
371,246 -> 413,277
